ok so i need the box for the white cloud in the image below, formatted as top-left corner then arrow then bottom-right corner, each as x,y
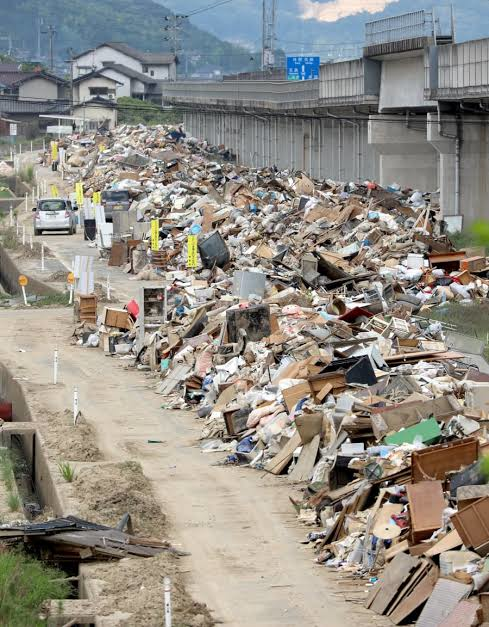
299,0 -> 400,22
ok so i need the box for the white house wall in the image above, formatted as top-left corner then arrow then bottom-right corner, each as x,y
19,78 -> 58,101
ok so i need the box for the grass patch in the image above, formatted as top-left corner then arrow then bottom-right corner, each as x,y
58,461 -> 76,483
0,187 -> 12,199
0,448 -> 14,492
0,226 -> 19,250
0,551 -> 70,626
31,292 -> 71,308
18,164 -> 34,184
7,492 -> 20,512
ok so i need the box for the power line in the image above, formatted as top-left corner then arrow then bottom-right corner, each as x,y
186,0 -> 235,17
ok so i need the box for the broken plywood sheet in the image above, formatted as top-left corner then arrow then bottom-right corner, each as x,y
416,579 -> 473,627
390,563 -> 439,625
156,364 -> 191,395
289,434 -> 320,483
365,552 -> 419,615
424,529 -> 462,557
265,431 -> 302,475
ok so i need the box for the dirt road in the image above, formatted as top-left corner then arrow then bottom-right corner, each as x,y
0,307 -> 382,626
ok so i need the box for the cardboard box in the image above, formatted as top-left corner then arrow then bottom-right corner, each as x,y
103,307 -> 132,330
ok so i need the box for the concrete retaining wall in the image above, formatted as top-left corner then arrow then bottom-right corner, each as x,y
0,242 -> 59,296
0,364 -> 65,515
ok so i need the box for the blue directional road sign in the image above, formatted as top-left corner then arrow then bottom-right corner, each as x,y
286,56 -> 320,81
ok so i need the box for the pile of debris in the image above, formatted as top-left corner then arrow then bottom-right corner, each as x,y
70,124 -> 489,624
0,514 -> 186,561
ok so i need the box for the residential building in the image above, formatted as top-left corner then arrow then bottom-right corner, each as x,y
0,68 -> 68,135
71,42 -> 177,103
73,96 -> 117,132
72,72 -> 121,130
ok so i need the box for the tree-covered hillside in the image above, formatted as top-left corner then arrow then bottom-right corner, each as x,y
4,0 -> 259,74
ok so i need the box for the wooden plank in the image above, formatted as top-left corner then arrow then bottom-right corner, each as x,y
390,564 -> 439,625
265,431 -> 302,475
386,559 -> 430,616
289,434 -> 320,482
385,539 -> 409,562
424,529 -> 462,557
365,552 -> 419,614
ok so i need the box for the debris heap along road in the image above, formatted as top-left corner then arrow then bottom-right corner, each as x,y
51,124 -> 489,624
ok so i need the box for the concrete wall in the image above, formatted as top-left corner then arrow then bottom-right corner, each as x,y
146,64 -> 172,80
99,68 -> 131,97
73,103 -> 117,130
369,114 -> 438,190
184,109 -> 379,182
379,54 -> 433,110
76,76 -> 117,103
0,242 -> 59,296
19,78 -> 58,101
0,364 -> 65,516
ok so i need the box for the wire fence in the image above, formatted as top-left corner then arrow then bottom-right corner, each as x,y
0,138 -> 46,159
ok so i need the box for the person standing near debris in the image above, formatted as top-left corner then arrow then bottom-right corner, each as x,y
166,126 -> 186,143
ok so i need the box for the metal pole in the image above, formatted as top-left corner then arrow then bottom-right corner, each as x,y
21,285 -> 28,306
54,349 -> 58,385
22,225 -> 25,246
164,577 -> 172,627
73,387 -> 79,425
25,192 -> 28,213
41,242 -> 45,271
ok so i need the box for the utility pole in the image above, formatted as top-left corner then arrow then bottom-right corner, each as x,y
163,14 -> 187,79
65,48 -> 74,111
42,24 -> 56,70
262,0 -> 276,72
37,16 -> 44,60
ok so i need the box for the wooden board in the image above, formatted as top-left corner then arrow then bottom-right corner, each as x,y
424,529 -> 462,557
265,431 -> 302,475
282,382 -> 312,412
390,564 -> 439,625
407,481 -> 445,544
385,540 -> 409,562
451,497 -> 489,552
289,434 -> 320,483
365,552 -> 419,614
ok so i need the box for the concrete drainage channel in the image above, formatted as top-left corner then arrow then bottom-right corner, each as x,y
0,362 -> 99,626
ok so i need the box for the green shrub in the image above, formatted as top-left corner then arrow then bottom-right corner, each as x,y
7,493 -> 20,512
0,551 -> 70,626
58,461 -> 76,482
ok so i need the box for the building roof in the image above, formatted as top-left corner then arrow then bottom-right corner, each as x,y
73,69 -> 123,85
0,70 -> 66,88
73,42 -> 176,66
73,95 -> 117,109
0,63 -> 21,72
100,63 -> 159,85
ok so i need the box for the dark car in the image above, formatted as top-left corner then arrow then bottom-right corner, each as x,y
101,190 -> 130,222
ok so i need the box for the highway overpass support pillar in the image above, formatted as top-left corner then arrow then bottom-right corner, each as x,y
368,114 -> 438,191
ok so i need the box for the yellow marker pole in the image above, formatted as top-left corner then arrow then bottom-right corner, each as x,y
151,219 -> 159,252
187,235 -> 198,269
18,275 -> 28,306
67,272 -> 75,305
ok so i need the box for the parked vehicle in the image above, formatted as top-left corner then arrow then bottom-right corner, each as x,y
101,190 -> 130,222
33,198 -> 77,236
